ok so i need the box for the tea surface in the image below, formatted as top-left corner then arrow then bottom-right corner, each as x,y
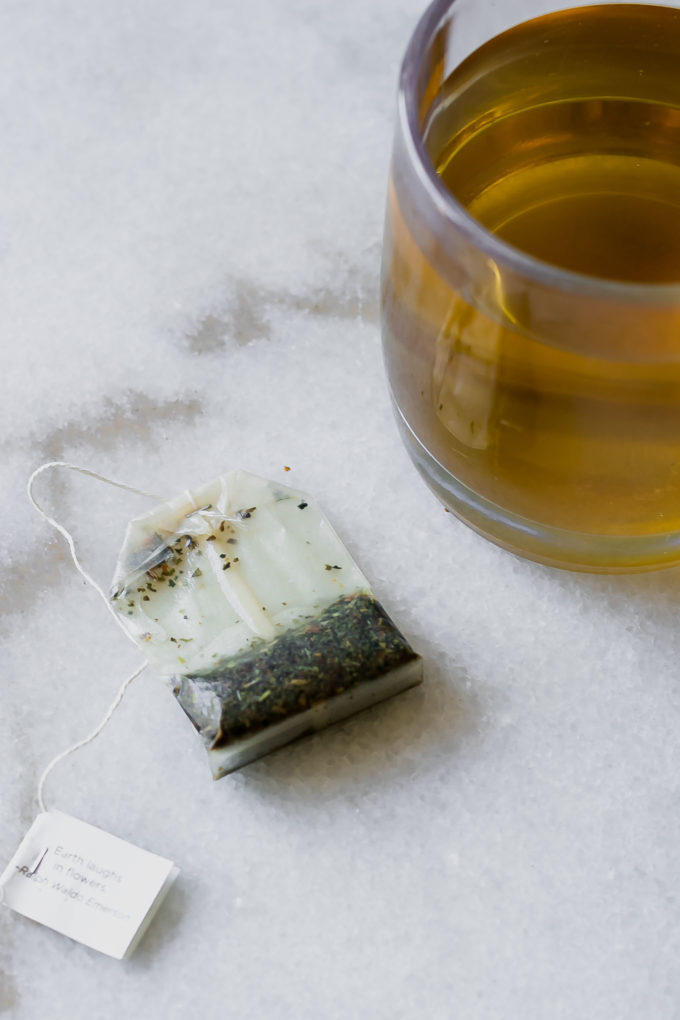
434,5 -> 680,283
383,4 -> 680,554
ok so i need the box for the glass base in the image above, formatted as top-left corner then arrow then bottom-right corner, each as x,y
393,403 -> 680,574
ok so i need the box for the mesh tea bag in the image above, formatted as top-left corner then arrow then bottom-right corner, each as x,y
111,470 -> 422,777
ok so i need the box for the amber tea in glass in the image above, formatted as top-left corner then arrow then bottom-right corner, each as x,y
382,2 -> 680,571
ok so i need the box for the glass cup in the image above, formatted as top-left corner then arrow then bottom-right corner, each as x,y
381,0 -> 680,572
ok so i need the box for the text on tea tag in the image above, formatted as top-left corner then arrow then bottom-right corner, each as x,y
0,810 -> 178,959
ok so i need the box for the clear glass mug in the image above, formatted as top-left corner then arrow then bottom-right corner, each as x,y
381,0 -> 680,572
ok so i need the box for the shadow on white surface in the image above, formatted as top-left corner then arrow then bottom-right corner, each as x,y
221,652 -> 474,801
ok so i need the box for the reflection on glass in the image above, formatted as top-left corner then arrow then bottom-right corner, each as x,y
382,2 -> 680,571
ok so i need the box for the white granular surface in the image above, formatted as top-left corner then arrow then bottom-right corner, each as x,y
2,1 -> 680,1018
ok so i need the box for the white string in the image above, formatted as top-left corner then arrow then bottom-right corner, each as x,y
36,661 -> 148,813
27,461 -> 162,812
27,461 -> 163,645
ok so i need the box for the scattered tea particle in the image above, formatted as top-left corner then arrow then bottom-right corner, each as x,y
284,466 -> 291,472
143,595 -> 150,602
168,579 -> 176,588
192,568 -> 202,577
219,521 -> 225,532
298,501 -> 308,509
121,477 -> 424,776
222,562 -> 231,570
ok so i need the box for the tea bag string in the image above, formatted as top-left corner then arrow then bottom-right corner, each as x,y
28,461 -> 163,642
27,461 -> 164,813
35,661 -> 148,814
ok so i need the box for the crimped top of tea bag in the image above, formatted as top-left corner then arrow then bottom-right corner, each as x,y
110,470 -> 369,675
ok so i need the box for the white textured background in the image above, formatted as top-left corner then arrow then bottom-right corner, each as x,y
2,1 -> 680,1017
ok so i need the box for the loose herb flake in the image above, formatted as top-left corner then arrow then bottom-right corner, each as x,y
175,594 -> 419,748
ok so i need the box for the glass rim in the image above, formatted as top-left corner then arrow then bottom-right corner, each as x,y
399,0 -> 680,303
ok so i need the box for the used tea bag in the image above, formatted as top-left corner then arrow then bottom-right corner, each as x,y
111,471 -> 422,777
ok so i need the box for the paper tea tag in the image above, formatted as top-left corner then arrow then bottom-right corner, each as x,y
0,811 -> 178,959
